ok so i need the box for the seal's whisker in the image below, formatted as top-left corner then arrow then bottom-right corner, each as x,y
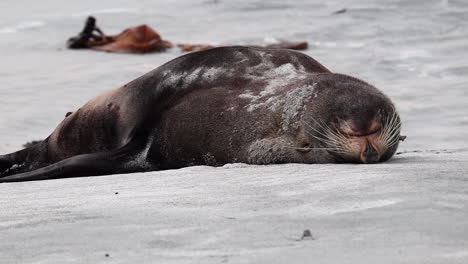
285,146 -> 345,151
379,111 -> 393,142
321,137 -> 350,154
313,119 -> 354,155
380,110 -> 400,144
380,114 -> 401,150
324,132 -> 349,150
384,133 -> 401,148
315,118 -> 348,142
305,123 -> 327,138
311,130 -> 347,146
383,119 -> 401,144
311,136 -> 348,154
307,118 -> 340,139
312,135 -> 339,146
326,149 -> 349,154
385,137 -> 400,148
305,121 -> 351,155
331,129 -> 349,145
305,123 -> 347,147
386,120 -> 401,139
384,125 -> 402,148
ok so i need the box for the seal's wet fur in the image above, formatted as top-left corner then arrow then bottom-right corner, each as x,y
0,46 -> 401,182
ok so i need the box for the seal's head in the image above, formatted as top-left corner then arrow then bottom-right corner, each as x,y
303,74 -> 402,163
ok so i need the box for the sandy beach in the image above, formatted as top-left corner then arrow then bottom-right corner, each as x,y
1,0 -> 467,263
2,151 -> 467,263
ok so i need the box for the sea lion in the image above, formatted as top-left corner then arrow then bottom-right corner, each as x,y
67,17 -> 172,53
67,17 -> 306,54
0,46 -> 403,182
92,24 -> 173,53
178,41 -> 308,52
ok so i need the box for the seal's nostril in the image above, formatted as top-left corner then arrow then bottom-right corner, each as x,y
363,142 -> 379,163
364,143 -> 376,156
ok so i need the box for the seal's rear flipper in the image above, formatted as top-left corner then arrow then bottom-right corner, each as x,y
0,146 -> 153,183
0,157 -> 12,173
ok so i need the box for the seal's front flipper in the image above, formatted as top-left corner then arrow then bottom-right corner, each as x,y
0,146 -> 154,183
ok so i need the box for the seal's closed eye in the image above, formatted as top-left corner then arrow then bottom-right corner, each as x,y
296,146 -> 312,153
344,128 -> 381,137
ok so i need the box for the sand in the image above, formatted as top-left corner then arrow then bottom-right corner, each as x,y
1,0 -> 468,262
1,151 -> 468,263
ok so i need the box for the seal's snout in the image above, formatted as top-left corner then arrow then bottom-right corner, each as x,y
361,142 -> 379,163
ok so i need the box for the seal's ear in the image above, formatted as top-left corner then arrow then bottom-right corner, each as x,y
399,135 -> 407,141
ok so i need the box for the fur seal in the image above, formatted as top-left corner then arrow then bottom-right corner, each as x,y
91,24 -> 173,53
67,16 -> 172,53
178,41 -> 308,52
67,17 -> 306,54
0,46 -> 403,182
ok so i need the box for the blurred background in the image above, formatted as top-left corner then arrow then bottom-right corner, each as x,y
0,0 -> 467,154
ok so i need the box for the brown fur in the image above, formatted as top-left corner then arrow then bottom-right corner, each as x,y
0,47 -> 401,182
92,25 -> 172,53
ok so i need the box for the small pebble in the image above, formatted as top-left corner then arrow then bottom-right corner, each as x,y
301,229 -> 314,240
332,8 -> 347,15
